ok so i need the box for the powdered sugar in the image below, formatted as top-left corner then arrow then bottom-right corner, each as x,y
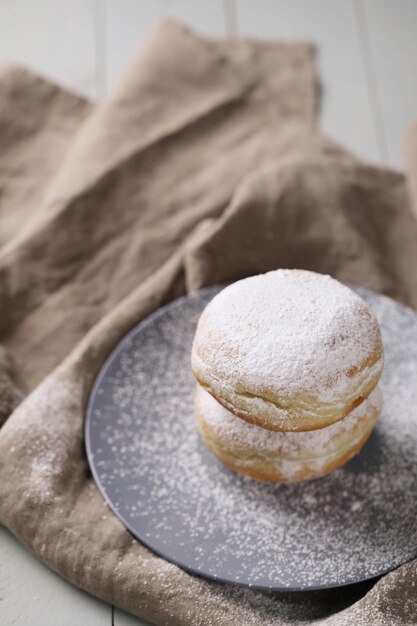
30,449 -> 61,501
1,373 -> 83,504
192,270 -> 384,428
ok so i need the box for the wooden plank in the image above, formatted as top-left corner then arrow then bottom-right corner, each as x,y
114,606 -> 153,625
95,0 -> 108,98
235,0 -> 381,163
0,0 -> 97,99
105,0 -> 227,91
0,526 -> 111,625
359,0 -> 417,168
223,0 -> 239,36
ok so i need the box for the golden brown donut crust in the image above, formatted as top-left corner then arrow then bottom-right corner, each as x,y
195,372 -> 380,432
196,385 -> 382,483
200,429 -> 375,482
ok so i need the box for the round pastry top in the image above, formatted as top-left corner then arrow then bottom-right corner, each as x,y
192,269 -> 384,412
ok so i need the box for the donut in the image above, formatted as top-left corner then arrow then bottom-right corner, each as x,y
192,270 -> 384,432
195,384 -> 383,482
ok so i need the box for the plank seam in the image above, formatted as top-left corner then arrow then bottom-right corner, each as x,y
94,0 -> 107,98
352,0 -> 389,164
223,0 -> 239,37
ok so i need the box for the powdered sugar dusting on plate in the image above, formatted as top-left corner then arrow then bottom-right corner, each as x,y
86,285 -> 417,591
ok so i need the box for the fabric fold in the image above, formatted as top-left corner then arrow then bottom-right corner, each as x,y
185,145 -> 417,307
403,119 -> 417,218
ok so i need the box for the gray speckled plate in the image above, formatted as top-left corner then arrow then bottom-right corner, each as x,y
85,285 -> 417,591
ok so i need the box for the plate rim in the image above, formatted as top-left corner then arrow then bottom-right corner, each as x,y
85,283 -> 417,592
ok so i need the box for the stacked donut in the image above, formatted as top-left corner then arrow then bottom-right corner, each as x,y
191,270 -> 384,482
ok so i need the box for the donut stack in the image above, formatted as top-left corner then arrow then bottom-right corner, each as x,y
191,269 -> 384,482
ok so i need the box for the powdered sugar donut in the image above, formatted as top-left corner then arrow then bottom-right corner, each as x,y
192,270 -> 384,432
195,385 -> 383,482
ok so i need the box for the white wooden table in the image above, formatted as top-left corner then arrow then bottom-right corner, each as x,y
0,1 -> 416,624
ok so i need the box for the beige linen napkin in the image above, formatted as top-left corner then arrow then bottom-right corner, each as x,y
0,19 -> 416,625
